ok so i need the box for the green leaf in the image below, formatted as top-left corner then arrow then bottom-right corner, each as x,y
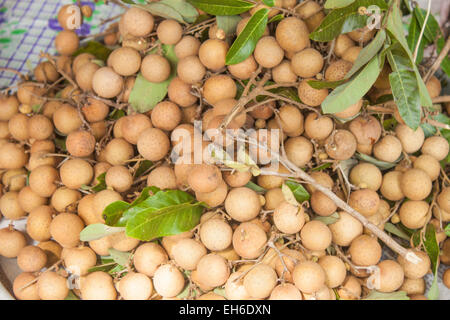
134,160 -> 153,178
262,0 -> 274,6
355,152 -> 400,170
108,248 -> 131,266
134,3 -> 185,23
73,41 -> 112,61
413,8 -> 440,43
445,224 -> 450,237
187,0 -> 255,16
423,224 -> 440,300
225,8 -> 269,65
268,14 -> 284,23
65,291 -> 80,300
307,79 -> 345,89
310,0 -> 388,42
216,15 -> 242,36
103,201 -> 132,227
79,224 -> 125,242
345,29 -> 386,79
244,181 -> 266,193
384,222 -> 411,241
285,180 -> 310,203
363,291 -> 409,300
406,16 -> 427,64
321,55 -> 382,114
121,0 -> 136,4
128,44 -> 178,113
314,212 -> 340,225
311,162 -> 333,171
324,0 -> 356,9
90,172 -> 107,193
88,262 -> 117,273
159,0 -> 199,23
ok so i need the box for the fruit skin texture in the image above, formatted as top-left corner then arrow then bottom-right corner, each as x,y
225,187 -> 261,222
153,264 -> 185,298
137,128 -> 170,161
0,228 -> 27,258
188,164 -> 222,193
370,260 -> 404,293
275,17 -> 310,53
421,136 -> 449,161
400,168 -> 432,201
348,189 -> 380,217
243,264 -> 277,299
300,220 -> 332,251
325,129 -> 357,160
329,211 -> 363,246
66,130 -> 96,157
348,235 -> 382,266
291,48 -> 324,78
200,218 -> 233,252
397,250 -> 430,280
13,272 -> 40,300
49,212 -> 85,248
37,271 -> 69,300
199,39 -> 228,71
292,261 -> 326,294
273,201 -> 305,234
398,200 -> 429,229
121,7 -> 154,37
141,54 -> 171,83
133,243 -> 168,277
92,67 -> 124,99
118,272 -> 153,300
232,222 -> 267,259
17,245 -> 47,272
81,271 -> 117,300
254,36 -> 284,69
157,19 -> 183,45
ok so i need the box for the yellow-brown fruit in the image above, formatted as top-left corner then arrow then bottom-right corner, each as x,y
400,168 -> 432,201
50,212 -> 84,248
198,39 -> 228,71
273,201 -> 305,234
349,234 -> 382,266
380,170 -> 404,201
244,264 -> 277,299
141,54 -> 171,83
34,61 -> 59,83
397,250 -> 430,279
81,271 -> 117,300
426,76 -> 441,98
254,36 -> 284,68
26,205 -> 53,241
421,136 -> 449,161
37,271 -> 69,300
0,143 -> 28,169
13,272 -> 40,300
369,260 -> 404,293
291,48 -> 324,78
8,113 -> 29,141
174,36 -> 201,59
0,227 -> 27,258
334,34 -> 355,57
52,104 -> 82,135
225,187 -> 262,222
310,190 -> 337,217
92,67 -> 124,99
398,200 -> 429,229
137,128 -> 170,161
17,245 -> 47,272
297,79 -> 328,107
110,47 -> 142,76
373,135 -> 402,162
232,222 -> 267,259
0,95 -> 19,121
292,261 -> 326,294
177,55 -> 206,84
58,4 -> 82,30
348,189 -> 380,217
168,77 -> 198,107
342,46 -> 362,63
147,166 -> 177,190
329,211 -> 363,246
275,17 -> 310,53
349,162 -> 382,191
300,220 -> 332,251
157,19 -> 182,45
227,55 -> 258,80
54,30 -> 79,55
284,136 -> 313,167
203,75 -> 237,105
272,60 -> 298,84
66,130 -> 96,157
413,154 -> 440,181
325,129 -> 357,160
151,101 -> 182,131
347,27 -> 376,43
325,59 -> 352,81
121,7 -> 154,37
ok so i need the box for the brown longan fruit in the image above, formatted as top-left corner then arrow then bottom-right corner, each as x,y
348,115 -> 381,145
75,62 -> 99,91
273,201 -> 305,234
8,113 -> 29,141
342,46 -> 362,63
17,82 -> 45,106
153,264 -> 185,298
232,222 -> 266,259
225,272 -> 251,300
172,238 -> 207,271
52,104 -> 82,135
60,159 -> 93,189
121,114 -> 152,145
0,95 -> 19,121
28,165 -> 58,198
243,264 -> 277,299
254,36 -> 284,68
325,129 -> 357,160
199,218 -> 233,252
105,138 -> 134,165
151,101 -> 182,131
92,67 -> 124,98
399,200 -> 429,229
196,253 -> 230,288
81,271 -> 117,300
37,271 -> 69,300
329,211 -> 363,246
279,104 -> 304,136
188,164 -> 222,193
264,188 -> 284,210
118,272 -> 153,300
272,60 -> 297,84
121,76 -> 135,103
334,99 -> 363,119
93,189 -> 122,218
397,250 -> 430,280
223,170 -> 252,188
17,245 -> 47,272
203,75 -> 237,104
426,76 -> 441,98
306,171 -> 334,194
348,188 -> 380,217
50,212 -> 84,248
105,165 -> 132,192
157,19 -> 182,45
380,170 -> 404,201
66,130 -> 96,157
137,128 -> 170,161
298,79 -> 328,107
77,194 -> 101,225
275,17 -> 310,53
337,275 -> 361,300
350,163 -> 382,191
225,187 -> 261,222
177,55 -> 206,84
285,136 -> 313,167
110,47 -> 141,76
421,136 -> 449,161
270,283 -> 303,300
438,187 -> 450,213
141,54 -> 171,83
443,269 -> 450,289
34,61 -> 59,83
369,260 -> 404,293
347,27 -> 375,43
13,272 -> 40,300
63,246 -> 97,276
318,255 -> 346,288
58,4 -> 82,30
30,139 -> 55,154
212,98 -> 246,127
175,36 -> 201,59
18,186 -> 47,213
349,234 -> 382,266
72,53 -> 94,75
147,166 -> 177,190
26,205 -> 53,241
293,261 -> 326,294
400,168 -> 432,201
304,113 -> 333,141
291,48 -> 324,78
325,59 -> 352,81
55,30 -> 79,55
413,154 -> 440,181
121,7 -> 154,37
0,191 -> 26,220
249,100 -> 275,120
227,55 -> 258,80
28,114 -> 54,141
0,227 -> 27,258
198,39 -> 228,71
2,168 -> 27,192
133,243 -> 168,277
195,180 -> 228,207
0,143 -> 28,169
395,124 -> 424,154
310,190 -> 337,217
334,34 -> 355,57
373,135 -> 402,162
300,220 -> 332,251
168,77 -> 198,107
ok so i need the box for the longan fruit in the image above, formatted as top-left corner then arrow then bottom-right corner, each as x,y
13,272 -> 40,300
162,231 -> 193,259
198,39 -> 228,71
118,272 -> 153,300
121,76 -> 135,103
203,75 -> 237,104
443,269 -> 450,289
17,245 -> 47,272
325,59 -> 352,81
348,189 -> 380,217
93,189 -> 122,219
37,271 -> 69,300
369,260 -> 404,293
187,164 -> 222,193
26,205 -> 54,241
304,113 -> 333,141
273,248 -> 304,282
121,7 -> 154,37
348,115 -> 381,145
0,227 -> 27,258
151,101 -> 182,131
212,98 -> 246,127
177,55 -> 206,84
337,275 -> 361,300
0,143 -> 27,169
306,171 -> 334,194
395,124 -> 425,154
2,168 -> 27,192
254,36 -> 284,68
347,27 -> 375,43
141,54 -> 171,83
153,264 -> 185,297
81,271 -> 117,300
121,113 -> 153,145
249,100 -> 275,120
77,194 -> 102,225
279,104 -> 304,136
28,114 -> 53,141
37,241 -> 62,267
285,136 -> 313,167
8,113 -> 29,141
300,220 -> 332,251
380,170 -> 404,201
81,99 -> 108,124
63,246 -> 97,276
400,168 -> 432,201
243,264 -> 277,299
50,212 -> 84,248
0,95 -> 19,121
75,62 -> 99,91
269,283 -> 303,300
92,67 -> 124,99
413,154 -> 440,181
105,165 -> 133,192
329,211 -> 363,246
54,30 -> 79,55
34,61 -> 59,83
199,218 -> 233,252
223,170 -> 252,189
0,191 -> 26,220
225,272 -> 251,300
60,159 -> 93,189
17,82 -> 45,106
196,253 -> 230,288
318,255 -> 347,288
232,222 -> 267,259
110,47 -> 141,76
437,187 -> 450,213
399,200 -> 429,229
334,34 -> 355,57
272,60 -> 297,84
147,166 -> 177,190
334,99 -> 363,119
52,104 -> 82,135
421,136 -> 449,161
401,278 -> 425,295
348,234 -> 382,266
426,76 -> 441,98
310,190 -> 337,217
397,250 -> 430,280
157,19 -> 182,45
293,261 -> 326,294
273,201 -> 305,234
373,135 -> 402,163
172,238 -> 207,271
298,79 -> 328,107
350,163 -> 382,191
225,187 -> 261,222
175,36 -> 201,59
275,17 -> 310,53
30,139 -> 55,154
66,130 -> 96,157
195,180 -> 228,207
133,243 -> 168,277
227,55 -> 258,80
72,53 -> 94,75
18,186 -> 48,213
291,48 -> 324,78
168,77 -> 198,107
264,188 -> 284,211
105,138 -> 134,165
137,128 -> 170,161
325,129 -> 357,160
342,46 -> 362,63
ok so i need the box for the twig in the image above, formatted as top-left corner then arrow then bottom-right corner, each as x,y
413,0 -> 432,63
424,36 -> 450,83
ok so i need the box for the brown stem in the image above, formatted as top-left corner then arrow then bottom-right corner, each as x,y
424,36 -> 450,83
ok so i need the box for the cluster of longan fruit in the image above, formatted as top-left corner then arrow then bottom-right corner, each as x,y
0,1 -> 448,300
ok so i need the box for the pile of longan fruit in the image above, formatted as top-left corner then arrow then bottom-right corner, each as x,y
0,1 -> 449,300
